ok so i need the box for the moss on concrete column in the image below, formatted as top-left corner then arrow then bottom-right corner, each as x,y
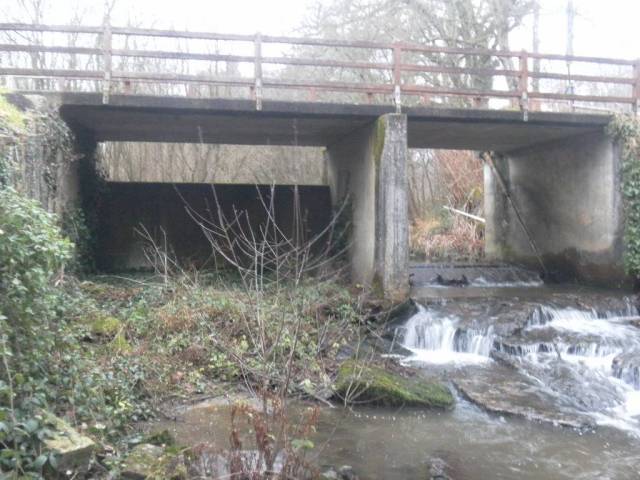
374,114 -> 409,300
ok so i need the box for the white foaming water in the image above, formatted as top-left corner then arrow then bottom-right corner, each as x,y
522,305 -> 640,433
527,307 -> 637,340
472,276 -> 544,288
400,305 -> 494,365
591,383 -> 640,434
400,301 -> 640,435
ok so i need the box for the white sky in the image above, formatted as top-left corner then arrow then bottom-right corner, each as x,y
1,0 -> 638,59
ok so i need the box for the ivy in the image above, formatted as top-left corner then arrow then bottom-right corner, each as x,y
0,92 -> 76,210
607,115 -> 640,277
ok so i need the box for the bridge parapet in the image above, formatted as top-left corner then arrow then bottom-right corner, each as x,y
0,23 -> 638,115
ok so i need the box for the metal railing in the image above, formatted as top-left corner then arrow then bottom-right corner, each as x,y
0,22 -> 638,115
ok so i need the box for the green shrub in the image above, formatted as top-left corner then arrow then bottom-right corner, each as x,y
0,188 -> 72,344
0,190 -> 153,476
0,187 -> 72,476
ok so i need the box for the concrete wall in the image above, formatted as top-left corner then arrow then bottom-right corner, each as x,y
96,183 -> 332,271
326,114 -> 409,298
1,93 -> 83,215
485,130 -> 626,286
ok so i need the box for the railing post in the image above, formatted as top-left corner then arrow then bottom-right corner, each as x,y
393,44 -> 402,113
101,10 -> 112,104
633,59 -> 640,116
254,32 -> 263,111
518,50 -> 529,121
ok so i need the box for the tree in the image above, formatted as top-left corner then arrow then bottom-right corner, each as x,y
296,0 -> 537,105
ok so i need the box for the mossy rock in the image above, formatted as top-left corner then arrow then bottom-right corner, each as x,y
122,443 -> 186,480
41,411 -> 95,475
334,360 -> 454,409
91,315 -> 122,337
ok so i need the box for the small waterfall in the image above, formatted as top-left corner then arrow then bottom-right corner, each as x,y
398,298 -> 640,434
528,300 -> 637,329
400,305 -> 494,364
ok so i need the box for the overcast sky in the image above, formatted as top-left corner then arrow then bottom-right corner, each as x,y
1,0 -> 638,59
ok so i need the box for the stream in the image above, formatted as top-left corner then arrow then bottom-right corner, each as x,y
148,269 -> 640,479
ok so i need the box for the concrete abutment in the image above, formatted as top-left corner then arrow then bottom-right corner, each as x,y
485,130 -> 627,286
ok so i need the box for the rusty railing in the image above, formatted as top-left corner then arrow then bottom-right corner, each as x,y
0,23 -> 638,115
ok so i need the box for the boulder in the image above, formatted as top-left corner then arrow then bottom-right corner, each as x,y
334,361 -> 454,408
612,350 -> 640,389
452,364 -> 594,429
122,443 -> 163,480
122,443 -> 186,479
428,457 -> 453,480
41,411 -> 95,474
320,467 -> 339,479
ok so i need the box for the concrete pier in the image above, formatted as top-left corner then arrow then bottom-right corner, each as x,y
326,114 -> 409,298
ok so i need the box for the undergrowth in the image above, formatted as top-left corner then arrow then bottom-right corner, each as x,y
0,186 -> 364,477
72,274 -> 362,402
410,209 -> 484,261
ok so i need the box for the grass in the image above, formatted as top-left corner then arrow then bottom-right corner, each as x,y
0,90 -> 28,133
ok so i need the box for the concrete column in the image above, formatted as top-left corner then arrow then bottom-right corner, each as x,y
326,114 -> 409,298
485,130 -> 627,286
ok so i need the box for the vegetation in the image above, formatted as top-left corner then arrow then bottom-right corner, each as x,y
607,115 -> 640,278
0,184 -> 366,477
0,87 -> 367,479
408,150 -> 484,262
0,90 -> 27,134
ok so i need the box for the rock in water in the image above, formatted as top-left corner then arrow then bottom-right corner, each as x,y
452,364 -> 594,429
428,457 -> 453,480
334,360 -> 454,408
41,411 -> 95,474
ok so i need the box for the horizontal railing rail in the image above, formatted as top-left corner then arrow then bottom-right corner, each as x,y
0,22 -> 638,115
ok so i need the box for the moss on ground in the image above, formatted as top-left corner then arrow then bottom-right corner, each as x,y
0,91 -> 28,133
90,315 -> 122,337
334,360 -> 454,408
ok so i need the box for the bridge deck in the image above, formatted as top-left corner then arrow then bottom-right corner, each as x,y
57,93 -> 610,151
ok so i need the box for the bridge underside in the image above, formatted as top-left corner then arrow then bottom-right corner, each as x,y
52,92 -> 626,295
58,93 -> 608,150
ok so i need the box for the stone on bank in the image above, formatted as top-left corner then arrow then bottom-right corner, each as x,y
41,411 -> 96,474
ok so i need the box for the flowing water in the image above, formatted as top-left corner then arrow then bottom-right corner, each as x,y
400,296 -> 640,434
146,278 -> 640,479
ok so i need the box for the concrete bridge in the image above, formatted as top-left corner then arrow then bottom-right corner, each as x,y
2,23 -> 639,295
